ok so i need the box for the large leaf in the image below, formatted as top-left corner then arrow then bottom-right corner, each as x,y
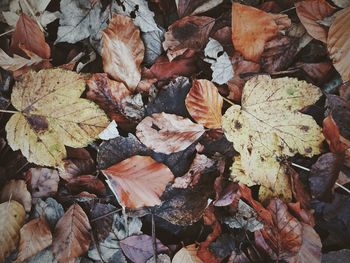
222,75 -> 323,190
52,204 -> 91,263
136,112 -> 205,154
185,79 -> 223,129
0,201 -> 26,263
102,14 -> 144,91
102,155 -> 174,208
5,69 -> 109,168
231,3 -> 291,62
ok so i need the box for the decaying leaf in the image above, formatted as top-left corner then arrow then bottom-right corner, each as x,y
172,244 -> 203,263
231,3 -> 291,62
185,79 -> 223,129
176,0 -> 223,17
296,0 -> 336,43
142,29 -> 165,65
0,201 -> 26,263
222,75 -> 323,190
5,69 -> 109,168
52,204 -> 91,263
0,48 -> 45,72
102,155 -> 174,208
27,167 -> 59,198
1,179 -> 32,212
33,197 -> 64,230
136,112 -> 205,154
66,175 -> 106,195
327,6 -> 350,81
98,120 -> 120,140
102,14 -> 144,90
16,217 -> 52,263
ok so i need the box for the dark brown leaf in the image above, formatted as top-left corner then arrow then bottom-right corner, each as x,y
66,175 -> 106,195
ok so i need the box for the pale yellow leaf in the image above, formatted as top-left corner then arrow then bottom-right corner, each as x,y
1,180 -> 32,212
172,245 -> 203,263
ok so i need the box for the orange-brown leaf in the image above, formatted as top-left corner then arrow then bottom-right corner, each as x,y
16,218 -> 52,263
102,14 -> 144,90
327,7 -> 350,81
0,180 -> 32,212
296,0 -> 336,43
231,3 -> 290,62
10,13 -> 50,59
52,204 -> 91,263
185,79 -> 223,129
66,175 -> 106,195
136,112 -> 205,154
323,115 -> 349,153
102,155 -> 174,209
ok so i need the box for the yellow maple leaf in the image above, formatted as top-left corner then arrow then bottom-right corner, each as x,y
6,69 -> 109,168
222,75 -> 324,191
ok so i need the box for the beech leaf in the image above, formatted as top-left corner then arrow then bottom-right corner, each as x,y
136,112 -> 205,154
185,79 -> 223,129
1,179 -> 32,212
0,48 -> 45,72
5,69 -> 109,168
102,155 -> 174,209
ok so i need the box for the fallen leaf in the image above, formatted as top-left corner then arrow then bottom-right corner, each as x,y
136,112 -> 205,154
147,254 -> 171,263
1,179 -> 32,212
0,201 -> 25,263
323,115 -> 349,153
175,0 -> 223,17
102,155 -> 174,208
209,233 -> 237,260
27,167 -> 59,198
296,61 -> 333,85
290,168 -> 312,209
0,48 -> 45,72
322,249 -> 350,262
52,204 -> 91,263
33,197 -> 64,229
288,202 -> 314,226
296,0 -> 336,43
120,93 -> 145,121
55,0 -> 108,44
142,28 -> 165,65
15,217 -> 52,263
120,234 -> 168,263
327,6 -> 350,81
331,0 -> 350,8
231,3 -> 291,62
5,68 -> 109,168
102,14 -> 144,90
172,244 -> 203,263
99,120 -> 120,140
89,203 -> 116,242
66,175 -> 106,195
23,247 -> 55,263
163,16 -> 214,56
185,79 -> 223,129
203,38 -> 234,85
10,13 -> 50,59
222,75 -> 323,190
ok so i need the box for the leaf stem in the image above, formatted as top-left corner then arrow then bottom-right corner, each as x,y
0,29 -> 14,38
222,96 -> 235,106
0,109 -> 18,114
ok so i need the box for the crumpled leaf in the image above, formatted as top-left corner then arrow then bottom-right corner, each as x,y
172,244 -> 203,263
52,204 -> 91,263
0,48 -> 45,72
1,179 -> 32,212
136,112 -> 205,154
0,201 -> 25,263
55,0 -> 108,44
27,167 -> 59,198
222,75 -> 323,190
327,6 -> 350,81
102,155 -> 174,209
231,3 -> 291,62
5,68 -> 109,168
175,0 -> 223,17
33,197 -> 64,229
223,199 -> 263,232
16,217 -> 52,263
204,38 -> 234,85
185,79 -> 223,129
296,0 -> 336,43
102,14 -> 144,90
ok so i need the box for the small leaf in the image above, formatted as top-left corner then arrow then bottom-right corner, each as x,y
185,79 -> 223,129
136,112 -> 205,154
66,175 -> 106,195
0,48 -> 45,72
1,179 -> 32,212
52,204 -> 91,263
102,155 -> 174,208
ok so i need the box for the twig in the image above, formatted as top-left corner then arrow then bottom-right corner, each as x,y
222,96 -> 235,106
90,208 -> 122,223
22,0 -> 45,32
151,213 -> 157,263
335,182 -> 350,194
0,109 -> 18,114
0,29 -> 14,38
280,7 -> 296,13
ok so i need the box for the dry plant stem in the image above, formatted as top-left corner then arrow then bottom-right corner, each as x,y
0,29 -> 15,38
223,96 -> 235,106
291,162 -> 350,194
0,109 -> 18,114
22,0 -> 45,32
90,208 -> 122,223
151,213 -> 157,263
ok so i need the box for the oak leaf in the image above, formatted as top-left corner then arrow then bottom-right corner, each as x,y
222,75 -> 324,190
5,69 -> 109,168
0,201 -> 26,263
102,155 -> 174,208
231,3 -> 291,62
15,217 -> 52,263
136,112 -> 205,154
185,79 -> 223,129
102,14 -> 145,91
327,6 -> 350,81
52,204 -> 91,263
1,179 -> 32,212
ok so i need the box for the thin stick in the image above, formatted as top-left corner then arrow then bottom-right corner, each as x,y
22,0 -> 45,32
151,213 -> 157,263
90,208 -> 122,223
0,29 -> 14,38
335,182 -> 350,194
0,109 -> 18,114
222,96 -> 235,106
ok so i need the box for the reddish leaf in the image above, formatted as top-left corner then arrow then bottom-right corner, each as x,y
52,204 -> 91,263
323,115 -> 349,153
185,79 -> 223,129
296,0 -> 336,43
27,167 -> 59,198
289,167 -> 311,209
10,13 -> 50,59
288,202 -> 315,227
231,3 -> 291,62
1,179 -> 32,212
66,175 -> 106,195
16,218 -> 52,263
136,112 -> 205,154
102,155 -> 174,208
120,234 -> 168,263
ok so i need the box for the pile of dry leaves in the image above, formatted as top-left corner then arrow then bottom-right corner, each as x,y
0,0 -> 350,262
